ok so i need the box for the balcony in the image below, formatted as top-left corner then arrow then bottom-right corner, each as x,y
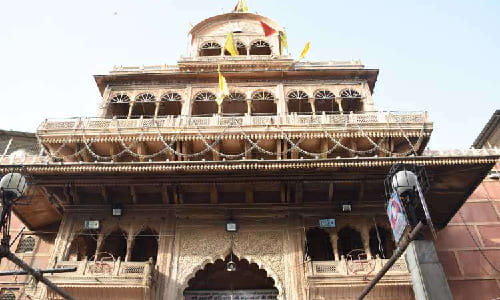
306,257 -> 411,286
38,111 -> 429,136
45,259 -> 156,300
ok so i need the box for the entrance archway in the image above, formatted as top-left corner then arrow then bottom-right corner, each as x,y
183,254 -> 279,300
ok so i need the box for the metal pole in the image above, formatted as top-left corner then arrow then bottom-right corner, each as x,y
0,245 -> 75,300
356,221 -> 424,300
0,267 -> 77,276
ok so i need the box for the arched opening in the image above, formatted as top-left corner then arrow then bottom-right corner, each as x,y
199,42 -> 222,57
224,41 -> 247,56
250,40 -> 272,56
107,93 -> 131,118
222,92 -> 247,116
314,90 -> 339,114
67,232 -> 97,261
251,91 -> 277,115
369,226 -> 395,259
337,227 -> 364,259
131,228 -> 158,263
340,89 -> 363,112
158,92 -> 182,116
131,93 -> 156,118
306,228 -> 334,261
99,229 -> 127,261
184,254 -> 279,300
192,92 -> 218,116
287,90 -> 312,114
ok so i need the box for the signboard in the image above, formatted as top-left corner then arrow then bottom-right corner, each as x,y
386,192 -> 408,243
319,218 -> 336,228
84,220 -> 100,230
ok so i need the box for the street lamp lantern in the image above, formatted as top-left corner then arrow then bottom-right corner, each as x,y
0,173 -> 28,200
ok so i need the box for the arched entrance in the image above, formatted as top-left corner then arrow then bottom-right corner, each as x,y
183,254 -> 279,300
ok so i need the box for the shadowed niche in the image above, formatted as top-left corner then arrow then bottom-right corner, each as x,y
184,254 -> 278,293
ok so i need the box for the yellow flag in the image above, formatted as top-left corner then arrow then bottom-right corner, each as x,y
224,32 -> 239,57
234,0 -> 249,13
217,65 -> 230,106
279,31 -> 288,55
299,41 -> 310,61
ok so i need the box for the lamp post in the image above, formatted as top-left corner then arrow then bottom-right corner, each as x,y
0,172 -> 76,300
357,164 -> 452,300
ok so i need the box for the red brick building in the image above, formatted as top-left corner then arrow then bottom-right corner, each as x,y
436,110 -> 500,300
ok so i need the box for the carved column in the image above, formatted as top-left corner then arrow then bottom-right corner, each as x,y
361,225 -> 372,259
329,231 -> 339,261
336,99 -> 344,114
309,99 -> 316,115
125,233 -> 134,262
95,234 -> 104,259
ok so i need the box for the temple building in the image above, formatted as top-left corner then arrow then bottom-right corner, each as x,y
0,4 -> 499,300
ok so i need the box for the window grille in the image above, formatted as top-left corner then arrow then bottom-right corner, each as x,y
15,236 -> 35,253
0,290 -> 16,300
110,93 -> 131,103
251,40 -> 270,48
314,90 -> 335,101
194,92 -> 217,101
287,90 -> 309,100
161,92 -> 182,102
201,42 -> 221,50
252,91 -> 275,101
340,89 -> 361,98
226,93 -> 246,101
136,93 -> 156,102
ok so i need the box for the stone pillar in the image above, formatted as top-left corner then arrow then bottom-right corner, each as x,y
330,232 -> 339,261
361,226 -> 373,259
125,234 -> 134,262
181,85 -> 193,116
405,240 -> 453,300
336,99 -> 344,114
95,234 -> 104,260
309,99 -> 316,115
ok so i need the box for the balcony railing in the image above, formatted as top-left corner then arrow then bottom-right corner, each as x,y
47,258 -> 155,287
306,257 -> 409,278
38,111 -> 430,133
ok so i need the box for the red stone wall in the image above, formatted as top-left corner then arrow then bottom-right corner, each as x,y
436,179 -> 500,300
0,213 -> 57,299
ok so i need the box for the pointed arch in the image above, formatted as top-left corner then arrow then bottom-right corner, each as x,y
99,228 -> 127,261
158,92 -> 183,116
251,90 -> 276,115
250,40 -> 272,55
131,93 -> 156,118
314,89 -> 339,113
222,92 -> 247,115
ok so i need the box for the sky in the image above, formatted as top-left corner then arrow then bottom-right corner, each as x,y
0,0 -> 498,149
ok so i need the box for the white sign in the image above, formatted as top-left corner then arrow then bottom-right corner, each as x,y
319,219 -> 336,228
84,220 -> 100,230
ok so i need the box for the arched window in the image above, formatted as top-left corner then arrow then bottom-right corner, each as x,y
199,41 -> 222,57
250,40 -> 272,55
287,90 -> 311,114
131,228 -> 158,263
337,227 -> 364,259
225,41 -> 247,56
131,93 -> 156,118
251,91 -> 276,115
107,93 -> 131,118
67,233 -> 97,261
100,229 -> 127,260
340,89 -> 362,112
158,92 -> 182,116
192,91 -> 218,116
369,226 -> 395,259
15,236 -> 35,253
306,228 -> 334,261
314,90 -> 339,113
222,92 -> 247,115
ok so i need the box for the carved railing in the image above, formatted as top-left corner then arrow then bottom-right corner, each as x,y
37,112 -> 430,133
306,257 -> 409,278
47,259 -> 155,286
184,290 -> 279,300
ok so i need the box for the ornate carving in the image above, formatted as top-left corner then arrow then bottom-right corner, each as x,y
177,228 -> 286,298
